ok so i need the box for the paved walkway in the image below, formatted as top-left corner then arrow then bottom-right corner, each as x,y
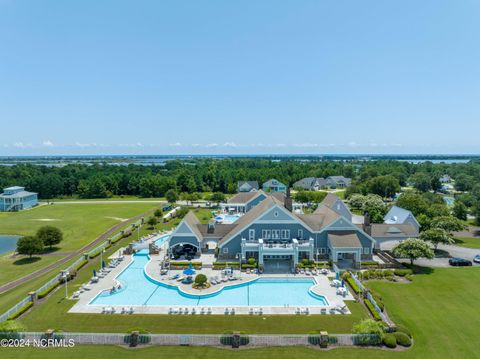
381,241 -> 480,268
69,249 -> 353,315
0,208 -> 155,295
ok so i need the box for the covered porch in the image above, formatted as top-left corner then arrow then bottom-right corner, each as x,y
327,232 -> 363,269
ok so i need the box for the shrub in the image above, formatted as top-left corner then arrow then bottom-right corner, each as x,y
393,332 -> 412,347
395,325 -> 412,338
346,277 -> 361,294
194,274 -> 207,285
405,274 -> 413,281
352,319 -> 385,345
8,302 -> 34,320
394,269 -> 413,277
74,259 -> 88,271
220,331 -> 249,346
383,333 -> 397,348
37,281 -> 60,299
0,320 -> 25,340
365,299 -> 382,321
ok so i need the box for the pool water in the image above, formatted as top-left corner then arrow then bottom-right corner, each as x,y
215,214 -> 241,223
91,253 -> 328,307
154,234 -> 170,247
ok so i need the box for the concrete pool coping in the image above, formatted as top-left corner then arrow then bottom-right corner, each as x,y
69,251 -> 354,315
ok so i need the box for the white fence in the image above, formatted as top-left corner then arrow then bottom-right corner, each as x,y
0,296 -> 31,322
1,332 -> 380,347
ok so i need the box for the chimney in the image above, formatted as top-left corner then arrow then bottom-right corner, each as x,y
363,211 -> 371,235
284,188 -> 293,212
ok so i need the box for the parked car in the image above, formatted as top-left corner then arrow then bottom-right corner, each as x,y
448,257 -> 473,266
473,255 -> 480,264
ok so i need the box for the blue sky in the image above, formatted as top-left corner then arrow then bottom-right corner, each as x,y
1,0 -> 479,155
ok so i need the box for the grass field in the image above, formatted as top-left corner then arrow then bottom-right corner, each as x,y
0,202 -> 160,286
454,236 -> 480,249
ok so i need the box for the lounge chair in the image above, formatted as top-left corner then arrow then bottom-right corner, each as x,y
246,268 -> 251,274
304,308 -> 309,315
336,305 -> 348,314
101,307 -> 107,314
295,307 -> 300,315
230,308 -> 235,315
72,291 -> 80,299
224,308 -> 230,315
184,308 -> 189,314
207,307 -> 212,314
168,308 -> 173,314
178,308 -> 183,314
258,308 -> 263,315
191,308 -> 196,315
249,307 -> 254,315
200,307 -> 205,315
110,307 -> 116,314
321,308 -> 327,315
329,307 -> 336,314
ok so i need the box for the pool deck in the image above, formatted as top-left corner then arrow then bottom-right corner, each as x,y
69,251 -> 354,315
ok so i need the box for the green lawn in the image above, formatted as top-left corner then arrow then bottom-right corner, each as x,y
0,202 -> 160,286
454,236 -> 480,249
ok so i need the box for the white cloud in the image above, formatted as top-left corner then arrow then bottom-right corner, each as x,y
222,142 -> 237,147
205,143 -> 218,148
42,140 -> 55,147
169,142 -> 182,147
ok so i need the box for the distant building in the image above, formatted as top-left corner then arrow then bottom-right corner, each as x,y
0,186 -> 38,212
293,177 -> 327,191
383,206 -> 421,232
440,174 -> 451,183
262,179 -> 287,193
237,181 -> 259,192
325,176 -> 352,188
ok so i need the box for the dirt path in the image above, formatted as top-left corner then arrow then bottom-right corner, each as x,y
0,208 -> 155,295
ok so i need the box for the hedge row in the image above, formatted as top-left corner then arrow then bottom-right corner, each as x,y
169,262 -> 202,269
365,299 -> 382,321
74,259 -> 88,271
89,244 -> 111,259
8,301 -> 34,320
346,277 -> 361,294
37,281 -> 60,299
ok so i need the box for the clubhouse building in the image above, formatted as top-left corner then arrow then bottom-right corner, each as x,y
168,192 -> 419,271
0,186 -> 38,212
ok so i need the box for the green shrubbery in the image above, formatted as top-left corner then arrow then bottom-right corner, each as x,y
394,269 -> 413,277
213,262 -> 240,269
8,302 -> 34,320
169,262 -> 202,269
37,281 -> 60,299
383,333 -> 397,348
395,325 -> 412,338
394,331 -> 412,347
360,269 -> 395,281
346,277 -> 361,294
74,259 -> 88,271
0,320 -> 25,340
220,331 -> 249,346
365,299 -> 382,321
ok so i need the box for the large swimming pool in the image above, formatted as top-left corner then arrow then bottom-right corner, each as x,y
154,234 -> 170,247
91,253 -> 328,307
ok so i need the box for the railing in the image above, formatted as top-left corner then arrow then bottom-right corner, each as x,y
0,296 -> 31,322
2,332 -> 380,347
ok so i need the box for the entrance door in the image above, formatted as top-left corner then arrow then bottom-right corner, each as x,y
337,253 -> 343,260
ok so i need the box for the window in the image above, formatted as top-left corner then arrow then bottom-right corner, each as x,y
272,229 -> 280,239
364,247 -> 370,255
320,248 -> 326,254
281,229 -> 290,239
249,229 -> 255,241
274,211 -> 279,217
298,229 -> 303,239
262,229 -> 271,239
223,248 -> 228,254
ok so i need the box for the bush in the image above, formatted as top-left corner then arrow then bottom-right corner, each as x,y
74,259 -> 88,271
352,319 -> 385,346
365,299 -> 382,321
394,332 -> 412,347
220,331 -> 249,346
0,320 -> 25,340
247,257 -> 256,266
8,301 -> 34,320
383,333 -> 397,348
346,277 -> 361,294
37,281 -> 60,299
194,274 -> 207,285
394,269 -> 413,277
395,325 -> 412,338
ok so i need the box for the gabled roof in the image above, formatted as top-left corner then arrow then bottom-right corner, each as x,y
227,191 -> 264,204
237,181 -> 259,191
0,190 -> 37,198
293,177 -> 324,190
328,232 -> 362,248
370,223 -> 419,238
197,223 -> 236,238
326,176 -> 352,185
321,193 -> 341,208
296,204 -> 341,231
182,211 -> 204,240
218,196 -> 279,245
384,206 -> 419,227
263,178 -> 285,187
